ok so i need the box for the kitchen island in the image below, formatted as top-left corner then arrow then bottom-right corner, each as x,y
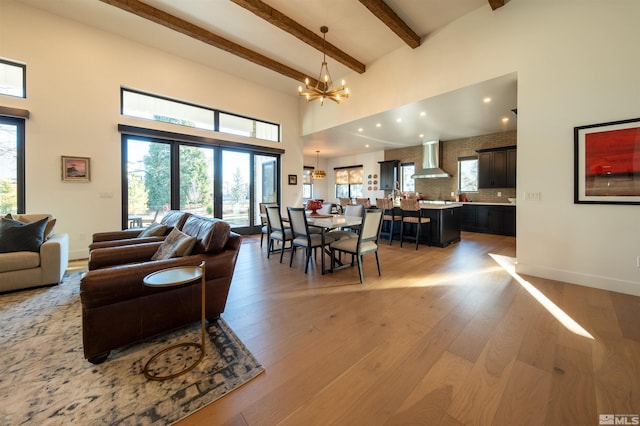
417,202 -> 462,247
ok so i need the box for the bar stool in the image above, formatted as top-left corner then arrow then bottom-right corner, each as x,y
376,198 -> 401,245
399,199 -> 431,250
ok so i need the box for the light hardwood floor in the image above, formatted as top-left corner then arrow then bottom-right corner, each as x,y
82,231 -> 640,425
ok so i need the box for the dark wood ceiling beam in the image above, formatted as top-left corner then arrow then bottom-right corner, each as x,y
488,0 -> 506,10
358,0 -> 420,49
230,0 -> 366,74
98,0 -> 322,87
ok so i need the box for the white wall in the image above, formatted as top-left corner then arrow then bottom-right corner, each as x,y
0,1 -> 303,259
301,0 -> 640,295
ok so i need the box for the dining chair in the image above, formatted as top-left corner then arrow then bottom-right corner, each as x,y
287,207 -> 336,274
259,202 -> 278,248
342,204 -> 364,234
265,206 -> 293,263
317,202 -> 334,215
356,198 -> 371,208
330,209 -> 384,283
399,199 -> 431,250
376,198 -> 401,245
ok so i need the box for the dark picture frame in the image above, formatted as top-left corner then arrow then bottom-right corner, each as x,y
288,174 -> 297,185
61,155 -> 90,182
574,117 -> 640,204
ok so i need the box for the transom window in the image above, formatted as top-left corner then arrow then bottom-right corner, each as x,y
121,88 -> 280,142
0,59 -> 26,98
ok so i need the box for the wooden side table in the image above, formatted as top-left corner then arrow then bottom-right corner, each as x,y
142,261 -> 206,381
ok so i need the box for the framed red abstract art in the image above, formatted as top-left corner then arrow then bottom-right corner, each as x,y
574,117 -> 640,204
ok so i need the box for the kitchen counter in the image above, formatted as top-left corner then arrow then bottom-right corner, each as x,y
459,201 -> 515,207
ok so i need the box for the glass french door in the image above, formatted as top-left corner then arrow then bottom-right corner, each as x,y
221,150 -> 250,227
123,135 -> 279,233
0,117 -> 25,214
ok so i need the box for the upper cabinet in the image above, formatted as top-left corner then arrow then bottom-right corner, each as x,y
378,160 -> 399,190
477,146 -> 517,188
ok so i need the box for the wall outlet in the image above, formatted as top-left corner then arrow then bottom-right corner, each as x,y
78,233 -> 86,241
525,192 -> 542,201
637,255 -> 640,268
497,191 -> 502,197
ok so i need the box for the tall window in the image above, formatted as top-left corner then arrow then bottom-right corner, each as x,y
122,132 -> 280,233
0,59 -> 26,98
458,156 -> 478,192
302,167 -> 313,201
401,163 -> 415,192
0,116 -> 25,214
335,166 -> 363,198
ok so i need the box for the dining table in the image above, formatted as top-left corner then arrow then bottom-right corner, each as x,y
306,214 -> 362,274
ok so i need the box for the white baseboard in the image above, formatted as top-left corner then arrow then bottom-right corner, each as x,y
515,262 -> 640,297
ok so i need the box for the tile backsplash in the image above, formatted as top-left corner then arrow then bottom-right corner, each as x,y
385,130 -> 517,203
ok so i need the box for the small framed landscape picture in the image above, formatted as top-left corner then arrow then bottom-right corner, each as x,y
61,156 -> 90,182
288,174 -> 297,185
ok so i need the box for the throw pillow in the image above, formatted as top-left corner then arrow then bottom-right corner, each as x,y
138,222 -> 167,238
0,217 -> 48,253
7,214 -> 56,240
151,228 -> 196,260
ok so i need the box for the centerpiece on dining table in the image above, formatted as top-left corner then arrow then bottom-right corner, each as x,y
306,199 -> 324,215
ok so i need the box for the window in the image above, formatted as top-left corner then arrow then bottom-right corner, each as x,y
335,166 -> 363,198
0,116 -> 25,214
122,130 -> 280,233
219,112 -> 279,141
458,156 -> 478,192
121,88 -> 280,141
0,59 -> 26,98
401,163 -> 415,192
302,167 -> 313,200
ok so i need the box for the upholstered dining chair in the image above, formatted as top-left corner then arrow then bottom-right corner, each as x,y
400,199 -> 431,250
287,207 -> 336,274
342,204 -> 364,234
329,209 -> 384,283
259,202 -> 278,248
376,198 -> 401,245
265,206 -> 292,263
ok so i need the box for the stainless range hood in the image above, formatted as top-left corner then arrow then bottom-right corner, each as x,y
411,140 -> 451,178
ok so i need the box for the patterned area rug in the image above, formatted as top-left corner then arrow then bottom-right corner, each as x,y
0,271 -> 264,425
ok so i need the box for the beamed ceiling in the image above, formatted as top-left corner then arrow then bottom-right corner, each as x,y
17,0 -> 515,158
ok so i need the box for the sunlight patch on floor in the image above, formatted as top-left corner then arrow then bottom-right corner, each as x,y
489,254 -> 594,340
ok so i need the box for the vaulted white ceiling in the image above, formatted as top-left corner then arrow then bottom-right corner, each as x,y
17,0 -> 515,158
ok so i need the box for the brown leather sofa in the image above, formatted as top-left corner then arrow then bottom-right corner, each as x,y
80,214 -> 241,364
87,210 -> 191,254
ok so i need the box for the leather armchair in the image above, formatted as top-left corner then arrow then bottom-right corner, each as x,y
88,210 -> 191,252
80,215 -> 240,364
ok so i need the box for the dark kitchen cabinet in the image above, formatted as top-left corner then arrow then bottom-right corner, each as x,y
461,204 -> 516,236
378,160 -> 399,190
477,146 -> 516,188
420,206 -> 461,247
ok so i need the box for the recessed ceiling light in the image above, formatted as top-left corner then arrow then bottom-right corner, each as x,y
376,123 -> 381,127
419,134 -> 424,138
365,144 -> 370,148
396,118 -> 402,123
483,97 -> 492,103
419,111 -> 426,117
358,128 -> 363,132
502,117 -> 509,123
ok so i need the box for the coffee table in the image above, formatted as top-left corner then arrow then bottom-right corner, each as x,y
142,261 -> 206,381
